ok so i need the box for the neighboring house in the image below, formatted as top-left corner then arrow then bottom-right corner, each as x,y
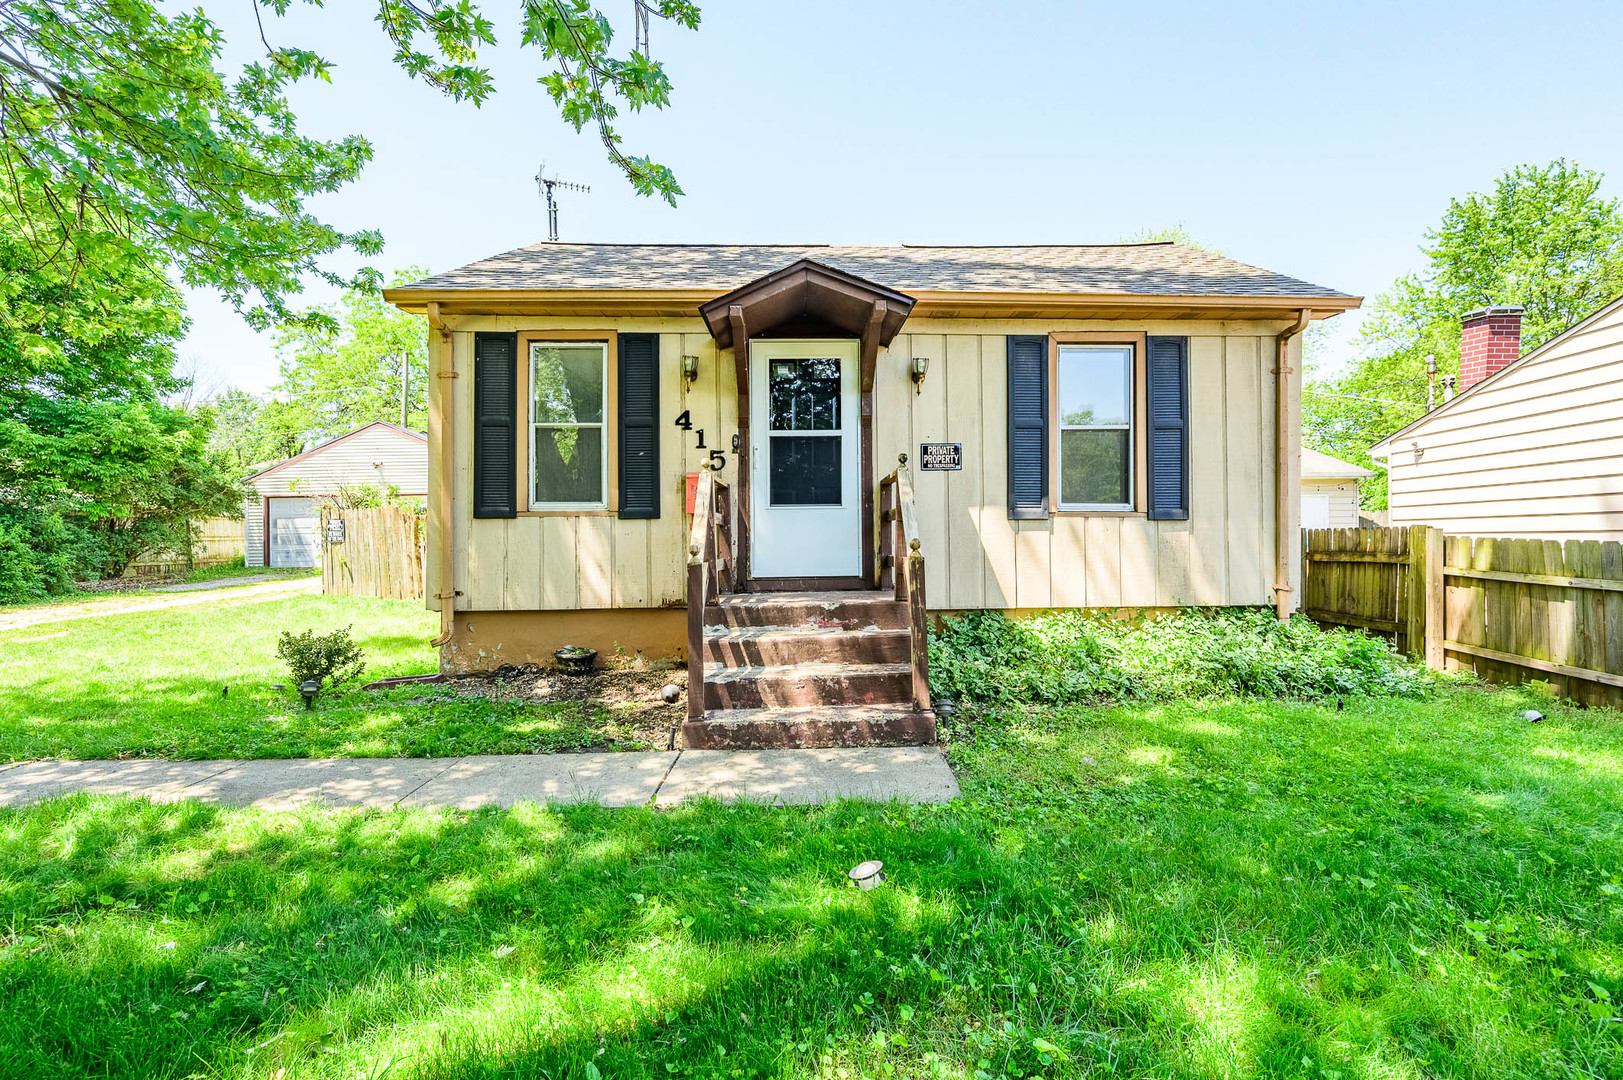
244,421 -> 428,567
1371,298 -> 1623,540
384,243 -> 1356,745
1300,448 -> 1373,529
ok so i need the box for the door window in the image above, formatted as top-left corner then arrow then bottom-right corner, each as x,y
768,358 -> 842,506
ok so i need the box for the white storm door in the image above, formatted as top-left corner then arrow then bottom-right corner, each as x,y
750,340 -> 861,578
268,497 -> 321,567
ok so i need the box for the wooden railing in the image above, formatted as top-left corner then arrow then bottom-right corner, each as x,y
878,454 -> 931,712
686,465 -> 735,719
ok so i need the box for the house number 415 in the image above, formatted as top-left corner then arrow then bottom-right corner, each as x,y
674,410 -> 726,469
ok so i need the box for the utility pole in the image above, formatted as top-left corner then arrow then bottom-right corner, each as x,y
1425,353 -> 1437,410
400,353 -> 409,427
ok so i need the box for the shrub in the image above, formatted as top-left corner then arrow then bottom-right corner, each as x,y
275,625 -> 366,689
929,608 -> 1427,706
0,507 -> 104,603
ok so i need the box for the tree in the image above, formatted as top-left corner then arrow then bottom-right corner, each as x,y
1305,160 -> 1623,508
0,1 -> 700,331
0,224 -> 242,598
1122,224 -> 1221,254
267,270 -> 431,448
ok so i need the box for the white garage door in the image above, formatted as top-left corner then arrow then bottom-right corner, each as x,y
268,498 -> 321,567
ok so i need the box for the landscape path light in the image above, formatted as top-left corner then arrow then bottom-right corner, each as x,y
848,860 -> 885,890
298,680 -> 321,710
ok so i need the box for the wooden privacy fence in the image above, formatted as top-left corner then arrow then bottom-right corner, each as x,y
321,506 -> 425,601
126,516 -> 245,578
1303,526 -> 1623,707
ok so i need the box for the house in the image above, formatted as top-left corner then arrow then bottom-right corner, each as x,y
244,421 -> 428,568
1371,298 -> 1623,540
384,243 -> 1358,746
1300,447 -> 1373,529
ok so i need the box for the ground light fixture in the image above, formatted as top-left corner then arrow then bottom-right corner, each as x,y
848,860 -> 885,890
298,680 -> 321,710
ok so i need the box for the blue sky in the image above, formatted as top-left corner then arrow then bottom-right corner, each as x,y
184,0 -> 1623,393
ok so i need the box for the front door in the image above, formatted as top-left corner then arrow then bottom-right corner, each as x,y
750,339 -> 861,578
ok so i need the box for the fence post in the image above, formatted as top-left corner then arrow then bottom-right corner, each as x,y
1406,526 -> 1427,662
1421,526 -> 1447,669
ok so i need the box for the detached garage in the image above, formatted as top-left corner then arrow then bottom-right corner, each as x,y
245,421 -> 428,568
1300,447 -> 1373,530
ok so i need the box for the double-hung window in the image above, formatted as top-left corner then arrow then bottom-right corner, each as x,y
530,341 -> 608,509
1057,344 -> 1134,510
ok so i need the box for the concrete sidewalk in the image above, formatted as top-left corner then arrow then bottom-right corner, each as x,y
0,747 -> 960,811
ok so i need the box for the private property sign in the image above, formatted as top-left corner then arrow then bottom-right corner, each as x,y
918,443 -> 963,471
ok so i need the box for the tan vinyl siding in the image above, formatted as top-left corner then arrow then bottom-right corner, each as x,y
250,425 -> 428,498
243,499 -> 265,568
436,316 -> 1298,613
1385,299 -> 1623,539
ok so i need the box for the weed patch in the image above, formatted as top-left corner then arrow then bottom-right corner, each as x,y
930,608 -> 1428,706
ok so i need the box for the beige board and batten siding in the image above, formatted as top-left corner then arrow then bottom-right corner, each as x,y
1384,298 -> 1623,539
429,317 -> 1298,613
246,423 -> 429,567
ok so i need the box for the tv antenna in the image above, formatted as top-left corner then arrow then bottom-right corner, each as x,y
534,162 -> 589,242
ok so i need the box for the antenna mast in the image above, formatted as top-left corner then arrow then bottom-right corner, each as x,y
534,162 -> 590,242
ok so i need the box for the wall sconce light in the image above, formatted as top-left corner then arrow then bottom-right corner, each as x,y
682,354 -> 699,384
910,355 -> 929,394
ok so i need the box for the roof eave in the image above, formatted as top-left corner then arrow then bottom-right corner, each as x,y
383,286 -> 1362,320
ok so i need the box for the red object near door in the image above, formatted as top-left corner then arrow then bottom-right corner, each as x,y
685,472 -> 699,515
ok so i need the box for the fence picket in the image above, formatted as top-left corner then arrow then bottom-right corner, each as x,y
1302,525 -> 1623,701
320,506 -> 425,601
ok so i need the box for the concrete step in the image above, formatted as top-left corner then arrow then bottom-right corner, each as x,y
704,625 -> 911,667
680,706 -> 936,750
705,590 -> 907,631
702,660 -> 913,710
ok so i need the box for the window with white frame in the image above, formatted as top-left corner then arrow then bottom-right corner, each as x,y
1057,344 -> 1134,509
530,341 -> 607,508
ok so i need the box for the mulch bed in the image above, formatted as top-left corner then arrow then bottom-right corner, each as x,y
437,663 -> 689,750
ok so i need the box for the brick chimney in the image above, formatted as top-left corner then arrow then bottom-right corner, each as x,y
1458,306 -> 1523,392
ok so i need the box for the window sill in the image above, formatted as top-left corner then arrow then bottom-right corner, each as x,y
519,507 -> 615,517
1050,507 -> 1145,518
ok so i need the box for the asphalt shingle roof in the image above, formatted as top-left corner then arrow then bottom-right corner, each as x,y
395,243 -> 1352,299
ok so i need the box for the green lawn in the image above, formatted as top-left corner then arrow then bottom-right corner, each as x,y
2,686 -> 1622,1078
0,594 -> 655,760
0,563 -> 316,612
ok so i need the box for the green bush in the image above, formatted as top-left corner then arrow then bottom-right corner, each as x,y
929,608 -> 1427,706
0,507 -> 103,604
275,625 -> 367,690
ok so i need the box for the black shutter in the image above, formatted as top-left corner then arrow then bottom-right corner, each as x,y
618,333 -> 660,519
1145,335 -> 1190,521
1007,335 -> 1049,519
472,331 -> 518,519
